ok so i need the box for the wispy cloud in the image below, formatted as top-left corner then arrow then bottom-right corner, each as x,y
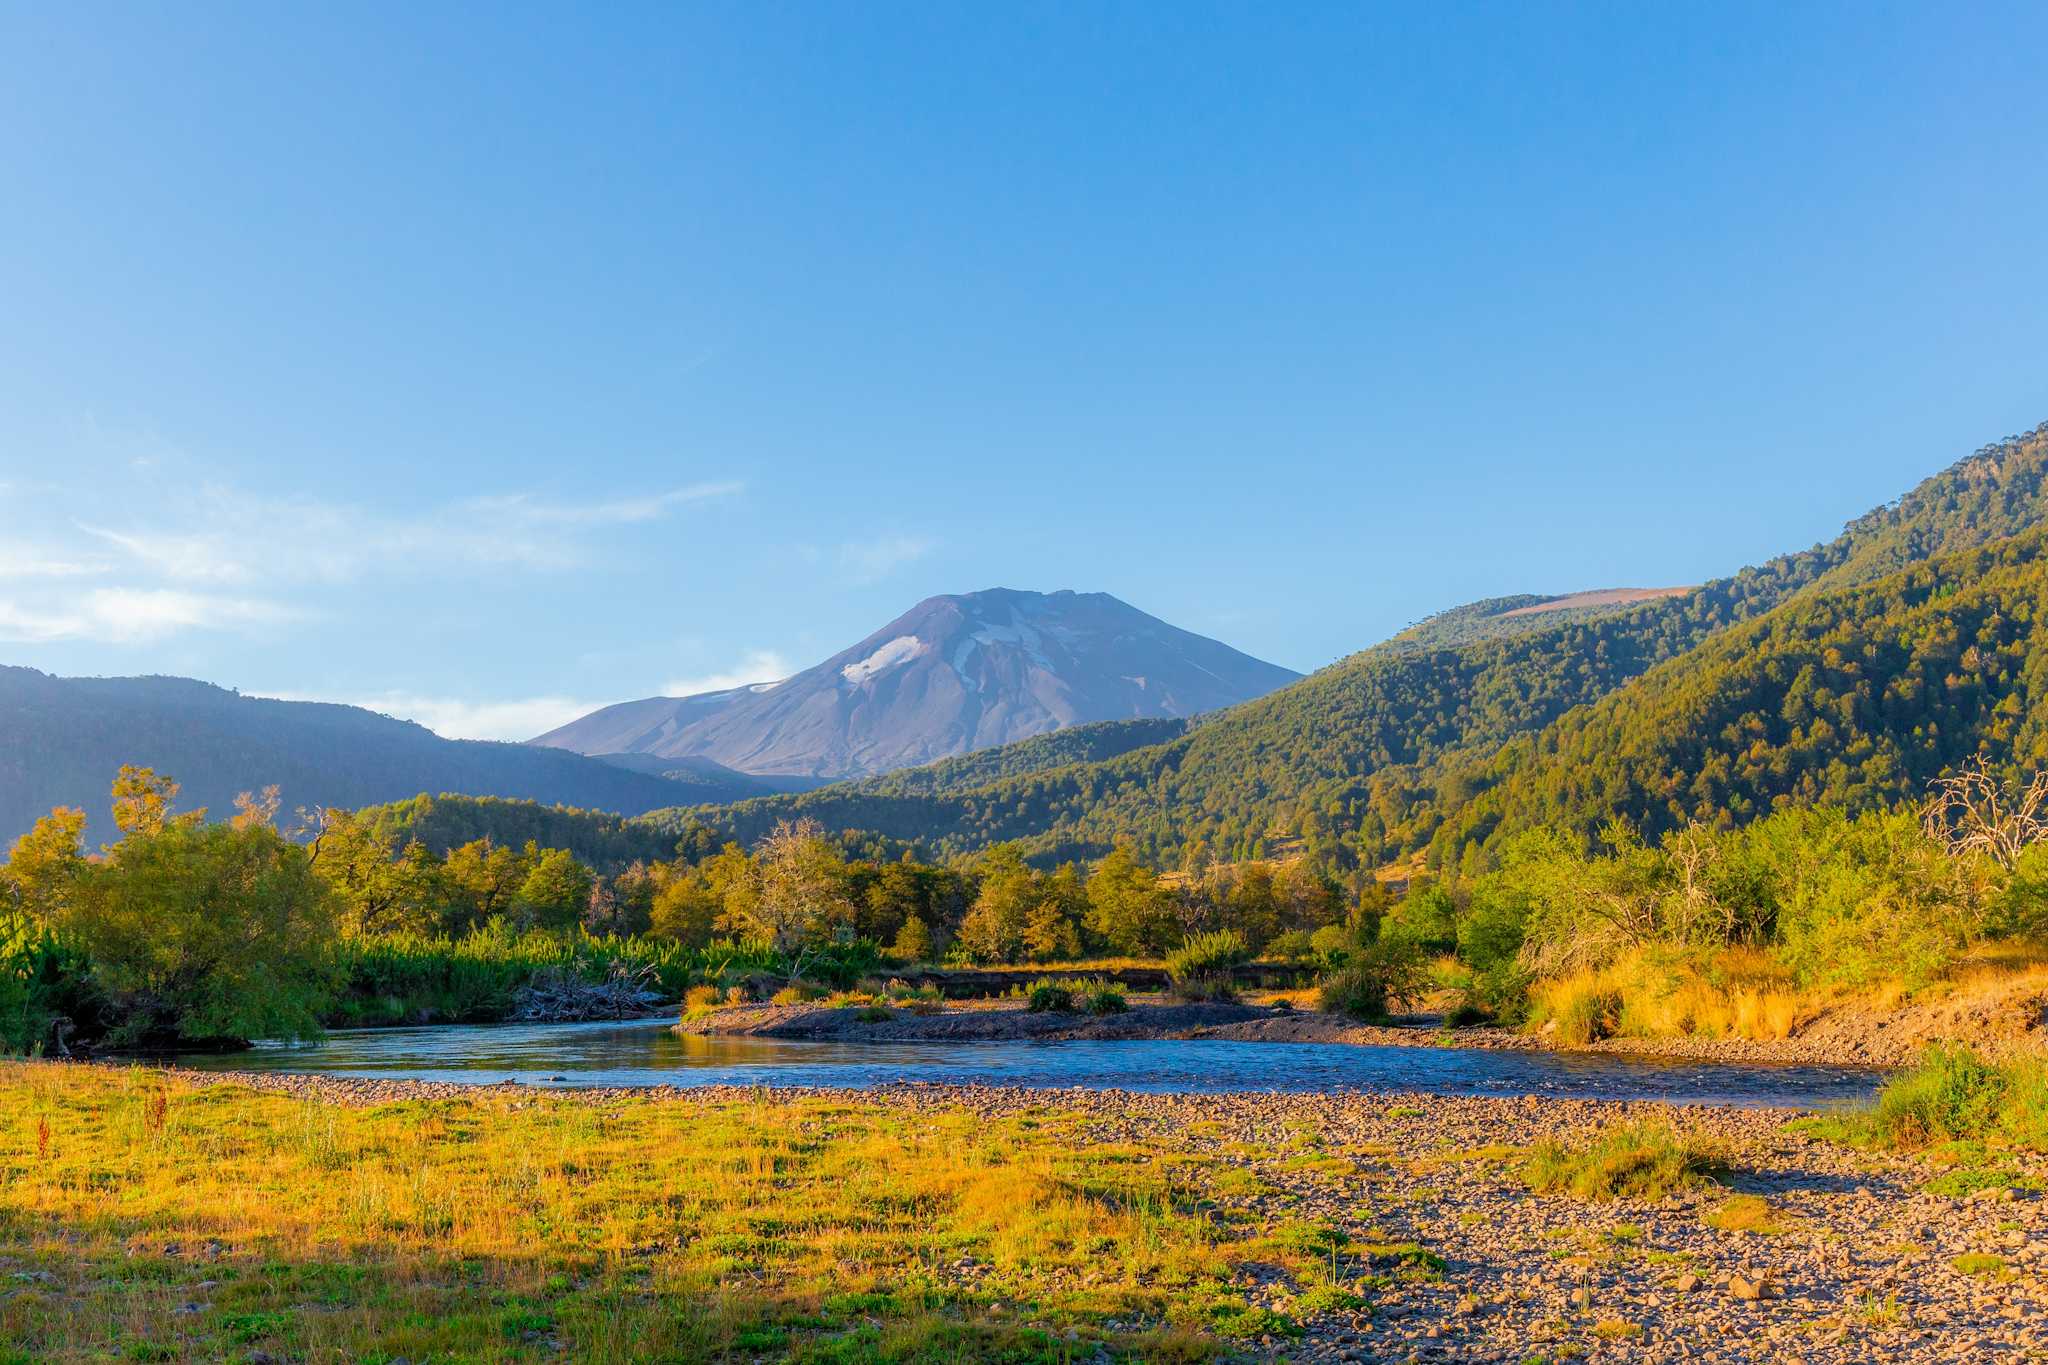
257,689 -> 604,743
78,480 -> 745,588
464,482 -> 743,528
0,589 -> 296,644
0,546 -> 111,579
839,534 -> 934,587
662,649 -> 790,697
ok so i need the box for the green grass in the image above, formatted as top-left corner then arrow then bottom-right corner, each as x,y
1521,1121 -> 1725,1201
1798,1045 -> 2048,1153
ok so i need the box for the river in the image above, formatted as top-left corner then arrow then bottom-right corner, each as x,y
171,1017 -> 1883,1107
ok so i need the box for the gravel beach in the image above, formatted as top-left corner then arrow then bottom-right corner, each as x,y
160,1065 -> 2048,1363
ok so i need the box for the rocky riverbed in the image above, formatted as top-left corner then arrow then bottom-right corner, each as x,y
169,1066 -> 2046,1363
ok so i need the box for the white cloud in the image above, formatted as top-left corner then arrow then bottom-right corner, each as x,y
258,690 -> 603,742
0,546 -> 110,579
839,534 -> 934,586
464,482 -> 744,528
662,649 -> 790,697
0,588 -> 295,644
78,479 -> 745,588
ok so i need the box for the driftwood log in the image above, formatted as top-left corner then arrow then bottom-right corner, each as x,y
510,962 -> 667,1022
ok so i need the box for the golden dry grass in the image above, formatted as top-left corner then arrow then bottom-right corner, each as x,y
0,1063 -> 1298,1362
1531,948 -> 1833,1045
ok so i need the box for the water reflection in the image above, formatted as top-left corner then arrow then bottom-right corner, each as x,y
171,1017 -> 1883,1108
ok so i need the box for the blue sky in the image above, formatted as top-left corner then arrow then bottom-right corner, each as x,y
2,2 -> 2044,739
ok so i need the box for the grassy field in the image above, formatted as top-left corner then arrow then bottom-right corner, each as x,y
0,1064 -> 1374,1364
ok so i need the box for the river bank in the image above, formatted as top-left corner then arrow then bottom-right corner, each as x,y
680,965 -> 2048,1068
14,1062 -> 2042,1363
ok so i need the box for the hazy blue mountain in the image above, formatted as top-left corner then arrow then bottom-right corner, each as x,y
0,667 -> 751,848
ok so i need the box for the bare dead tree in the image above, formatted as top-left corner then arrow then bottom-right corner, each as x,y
293,805 -> 340,864
1921,760 -> 2048,869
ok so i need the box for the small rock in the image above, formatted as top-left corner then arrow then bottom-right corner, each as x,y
1675,1272 -> 1701,1294
1729,1271 -> 1779,1301
1454,1295 -> 1481,1316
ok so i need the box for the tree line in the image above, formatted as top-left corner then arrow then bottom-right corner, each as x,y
0,766 -> 1357,1052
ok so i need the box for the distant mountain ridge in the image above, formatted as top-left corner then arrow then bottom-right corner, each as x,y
532,588 -> 1300,780
0,668 -> 770,848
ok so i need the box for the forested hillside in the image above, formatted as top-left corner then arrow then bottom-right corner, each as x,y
637,424 -> 2048,867
1409,526 -> 2048,867
828,717 -> 1191,797
357,793 -> 681,868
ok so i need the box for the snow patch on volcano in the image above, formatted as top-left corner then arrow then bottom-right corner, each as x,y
840,635 -> 926,685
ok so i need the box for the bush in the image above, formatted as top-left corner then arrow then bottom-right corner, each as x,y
1308,923 -> 1355,966
1805,1045 -> 2048,1152
1082,981 -> 1129,1015
1026,979 -> 1076,1013
0,928 -> 98,1055
1381,885 -> 1458,956
1166,930 -> 1251,1000
1316,938 -> 1425,1020
1522,1121 -> 1726,1201
1264,930 -> 1316,962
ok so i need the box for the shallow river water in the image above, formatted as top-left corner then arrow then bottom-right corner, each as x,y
172,1018 -> 1882,1108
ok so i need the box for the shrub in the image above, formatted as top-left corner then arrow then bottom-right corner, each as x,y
1026,979 -> 1076,1013
1316,937 -> 1425,1020
771,983 -> 825,1006
0,928 -> 98,1055
1082,981 -> 1129,1015
1307,923 -> 1354,966
1522,1121 -> 1726,1200
1167,930 -> 1251,1000
1264,930 -> 1316,962
1381,885 -> 1458,956
1805,1045 -> 2048,1152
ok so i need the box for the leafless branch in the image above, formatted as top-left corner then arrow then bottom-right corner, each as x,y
1921,760 -> 2048,869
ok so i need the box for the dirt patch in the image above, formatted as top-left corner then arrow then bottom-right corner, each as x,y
1499,586 -> 1696,617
